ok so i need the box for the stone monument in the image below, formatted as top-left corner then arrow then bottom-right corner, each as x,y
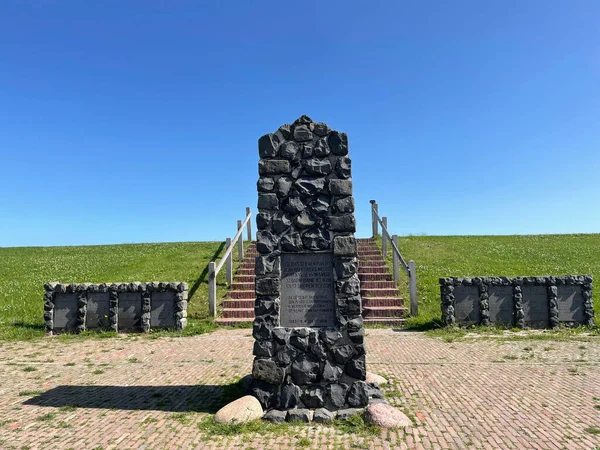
249,115 -> 382,420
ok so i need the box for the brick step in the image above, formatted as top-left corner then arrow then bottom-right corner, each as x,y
358,262 -> 387,268
221,308 -> 254,318
215,317 -> 253,327
363,306 -> 407,318
239,263 -> 256,269
360,281 -> 397,289
359,273 -> 393,282
363,318 -> 405,327
234,275 -> 255,283
227,290 -> 255,299
362,297 -> 405,307
361,288 -> 400,297
357,266 -> 389,274
357,250 -> 382,255
237,269 -> 255,275
230,282 -> 255,290
223,299 -> 255,308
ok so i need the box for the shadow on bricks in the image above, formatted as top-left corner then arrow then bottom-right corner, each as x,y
24,384 -> 235,413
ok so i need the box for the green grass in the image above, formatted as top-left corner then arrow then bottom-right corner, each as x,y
376,234 -> 600,329
0,241 -> 250,340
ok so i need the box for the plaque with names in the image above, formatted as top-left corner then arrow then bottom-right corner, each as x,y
86,292 -> 110,330
488,286 -> 514,324
54,293 -> 78,331
151,292 -> 175,328
280,253 -> 335,327
522,285 -> 549,327
556,285 -> 585,323
453,286 -> 480,325
118,292 -> 142,330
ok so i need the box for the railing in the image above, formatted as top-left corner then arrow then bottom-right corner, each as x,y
370,200 -> 418,316
208,207 -> 253,318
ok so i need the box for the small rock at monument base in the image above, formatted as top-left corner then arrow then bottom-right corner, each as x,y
287,408 -> 313,423
313,408 -> 335,423
214,395 -> 263,424
336,408 -> 364,420
263,409 -> 287,423
365,403 -> 412,428
365,372 -> 388,385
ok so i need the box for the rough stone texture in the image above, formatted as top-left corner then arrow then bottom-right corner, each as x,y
440,276 -> 594,328
313,408 -> 335,423
287,408 -> 313,423
44,282 -> 188,335
365,403 -> 412,428
251,116 -> 371,413
214,395 -> 264,424
366,372 -> 388,385
263,409 -> 287,423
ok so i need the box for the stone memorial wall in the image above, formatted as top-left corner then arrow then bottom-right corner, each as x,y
250,115 -> 383,417
43,282 -> 188,334
440,276 -> 594,328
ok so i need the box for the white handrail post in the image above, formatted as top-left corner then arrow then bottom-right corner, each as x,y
237,220 -> 244,260
409,260 -> 418,316
208,261 -> 217,318
246,207 -> 252,241
392,234 -> 399,285
382,217 -> 388,259
225,238 -> 232,285
370,200 -> 378,238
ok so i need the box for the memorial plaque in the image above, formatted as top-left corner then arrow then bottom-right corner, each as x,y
118,292 -> 142,330
86,292 -> 110,330
453,286 -> 480,325
557,285 -> 585,323
280,253 -> 335,327
151,292 -> 175,328
488,286 -> 514,324
53,293 -> 78,331
522,285 -> 548,327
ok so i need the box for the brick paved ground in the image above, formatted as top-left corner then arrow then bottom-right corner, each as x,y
0,330 -> 599,450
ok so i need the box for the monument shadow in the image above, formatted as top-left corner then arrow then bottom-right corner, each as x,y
24,383 -> 241,413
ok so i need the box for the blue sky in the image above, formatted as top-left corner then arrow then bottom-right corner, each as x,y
1,1 -> 599,247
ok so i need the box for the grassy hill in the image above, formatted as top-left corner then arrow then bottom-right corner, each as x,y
0,234 -> 598,340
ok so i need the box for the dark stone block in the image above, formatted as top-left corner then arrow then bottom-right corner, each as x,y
313,122 -> 330,136
282,196 -> 306,214
294,211 -> 316,229
272,212 -> 293,235
337,277 -> 360,296
310,195 -> 331,215
253,340 -> 275,357
293,125 -> 313,142
259,160 -> 290,175
346,355 -> 366,379
336,157 -> 351,179
333,236 -> 357,256
301,227 -> 331,251
328,131 -> 348,155
258,133 -> 281,158
275,344 -> 299,366
321,329 -> 343,347
295,177 -> 326,197
348,317 -> 363,331
334,196 -> 354,213
322,360 -> 343,382
253,318 -> 273,340
347,381 -> 369,407
301,143 -> 313,158
287,408 -> 312,423
256,278 -> 280,296
347,296 -> 362,316
251,379 -> 278,409
291,354 -> 320,385
290,334 -> 310,351
279,123 -> 291,139
255,255 -> 280,276
314,138 -> 330,157
329,179 -> 352,196
281,233 -> 303,252
253,358 -> 286,385
301,386 -> 325,408
276,177 -> 293,197
255,298 -> 276,316
329,215 -> 356,232
258,193 -> 279,210
280,383 -> 302,409
327,383 -> 349,410
332,345 -> 355,364
257,178 -> 275,192
349,329 -> 365,344
256,231 -> 278,253
264,409 -> 287,423
313,408 -> 334,423
303,158 -> 332,175
293,114 -> 313,125
272,327 -> 288,344
280,142 -> 300,161
334,258 -> 358,278
308,340 -> 328,359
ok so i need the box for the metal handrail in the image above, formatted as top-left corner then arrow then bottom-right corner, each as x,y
208,207 -> 252,318
370,200 -> 418,316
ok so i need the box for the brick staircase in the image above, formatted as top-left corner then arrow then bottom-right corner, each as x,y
215,239 -> 406,327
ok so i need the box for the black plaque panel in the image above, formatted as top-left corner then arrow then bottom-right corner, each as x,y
54,294 -> 78,331
522,285 -> 549,327
86,292 -> 110,330
280,253 -> 335,327
488,286 -> 514,324
557,285 -> 585,323
151,292 -> 175,328
453,285 -> 480,325
118,292 -> 142,330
